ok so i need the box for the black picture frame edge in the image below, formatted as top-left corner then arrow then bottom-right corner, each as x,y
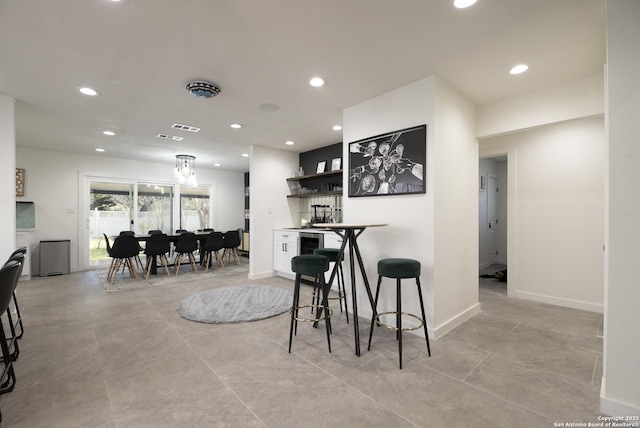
348,124 -> 427,198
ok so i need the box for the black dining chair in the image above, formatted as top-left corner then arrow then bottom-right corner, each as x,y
107,235 -> 141,284
174,232 -> 199,275
1,254 -> 24,363
119,231 -> 143,269
222,230 -> 242,266
148,229 -> 162,235
143,233 -> 171,279
0,261 -> 21,397
201,232 -> 225,272
5,247 -> 27,340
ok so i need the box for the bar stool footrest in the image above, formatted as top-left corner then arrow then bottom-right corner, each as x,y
375,311 -> 424,332
293,305 -> 333,323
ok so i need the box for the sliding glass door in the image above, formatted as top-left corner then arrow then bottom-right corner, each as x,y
137,183 -> 174,234
180,186 -> 210,231
89,181 -> 134,266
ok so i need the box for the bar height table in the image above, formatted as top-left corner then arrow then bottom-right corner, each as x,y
312,223 -> 388,356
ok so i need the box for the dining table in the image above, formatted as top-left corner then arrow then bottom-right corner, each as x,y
126,231 -> 211,275
312,222 -> 388,356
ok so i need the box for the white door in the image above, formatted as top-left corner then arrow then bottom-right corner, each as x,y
487,176 -> 499,265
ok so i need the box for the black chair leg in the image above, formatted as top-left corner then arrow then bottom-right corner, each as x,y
367,275 -> 383,351
289,274 -> 301,353
416,277 -> 431,356
397,278 -> 403,369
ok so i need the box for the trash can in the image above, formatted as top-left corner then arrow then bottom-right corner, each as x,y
40,240 -> 70,276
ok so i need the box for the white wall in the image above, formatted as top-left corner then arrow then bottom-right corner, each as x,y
0,95 -> 16,260
602,0 -> 640,417
248,145 -> 299,280
477,73 -> 604,138
480,116 -> 605,312
343,76 -> 480,338
16,146 -> 245,275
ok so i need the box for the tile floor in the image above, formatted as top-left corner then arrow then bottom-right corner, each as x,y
0,263 -> 605,427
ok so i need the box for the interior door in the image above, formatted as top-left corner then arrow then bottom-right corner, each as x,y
487,176 -> 499,265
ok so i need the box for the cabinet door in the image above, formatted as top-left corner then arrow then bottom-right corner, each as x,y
274,232 -> 298,276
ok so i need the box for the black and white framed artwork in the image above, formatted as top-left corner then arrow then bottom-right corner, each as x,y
348,124 -> 426,197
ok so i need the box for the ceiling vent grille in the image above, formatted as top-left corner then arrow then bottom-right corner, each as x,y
172,123 -> 200,133
157,134 -> 184,141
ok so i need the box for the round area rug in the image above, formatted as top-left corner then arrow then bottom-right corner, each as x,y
177,285 -> 293,324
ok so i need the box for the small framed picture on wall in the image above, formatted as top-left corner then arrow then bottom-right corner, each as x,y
331,157 -> 342,171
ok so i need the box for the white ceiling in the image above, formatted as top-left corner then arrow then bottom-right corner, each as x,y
0,0 -> 605,172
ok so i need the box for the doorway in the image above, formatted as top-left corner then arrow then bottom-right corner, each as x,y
479,156 -> 508,291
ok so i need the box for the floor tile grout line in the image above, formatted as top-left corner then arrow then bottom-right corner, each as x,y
421,358 -> 558,424
461,351 -> 491,383
591,354 -> 600,386
145,291 -> 270,428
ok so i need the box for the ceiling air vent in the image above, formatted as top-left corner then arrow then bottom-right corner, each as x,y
172,123 -> 200,133
157,134 -> 184,141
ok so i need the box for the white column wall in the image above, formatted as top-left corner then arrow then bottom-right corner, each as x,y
602,0 -> 640,416
0,94 -> 16,260
248,145 -> 299,280
343,76 -> 480,338
0,95 -> 16,259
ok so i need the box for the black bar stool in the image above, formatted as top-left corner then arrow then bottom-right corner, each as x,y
289,255 -> 332,353
312,248 -> 348,324
367,258 -> 431,369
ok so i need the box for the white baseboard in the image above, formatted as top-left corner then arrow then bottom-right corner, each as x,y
479,262 -> 490,271
600,377 -> 640,416
514,290 -> 604,313
433,303 -> 482,339
248,270 -> 276,280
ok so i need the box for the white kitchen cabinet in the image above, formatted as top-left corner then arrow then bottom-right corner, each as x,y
274,230 -> 299,279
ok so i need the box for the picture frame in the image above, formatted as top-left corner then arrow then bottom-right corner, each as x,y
331,157 -> 342,171
316,160 -> 326,174
348,124 -> 426,197
16,168 -> 25,197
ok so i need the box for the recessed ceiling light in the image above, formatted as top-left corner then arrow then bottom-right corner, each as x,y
510,64 -> 529,75
309,77 -> 325,87
332,125 -> 342,131
78,87 -> 99,96
108,0 -> 128,3
102,130 -> 115,136
230,123 -> 242,129
95,148 -> 105,152
285,140 -> 295,146
242,153 -> 249,157
453,0 -> 477,8
214,163 -> 221,167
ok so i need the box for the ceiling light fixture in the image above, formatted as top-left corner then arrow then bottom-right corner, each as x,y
95,148 -> 105,152
230,123 -> 242,129
186,81 -> 221,99
332,125 -> 342,131
453,0 -> 477,8
78,87 -> 99,96
174,154 -> 198,187
242,153 -> 249,157
510,64 -> 529,75
309,77 -> 325,87
102,130 -> 115,136
285,140 -> 294,146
